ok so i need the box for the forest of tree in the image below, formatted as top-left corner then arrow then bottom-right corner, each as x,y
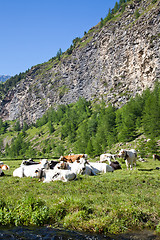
1,82 -> 160,158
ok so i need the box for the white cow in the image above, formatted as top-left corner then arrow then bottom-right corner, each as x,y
118,149 -> 137,170
86,162 -> 114,175
56,157 -> 87,174
99,153 -> 116,163
39,169 -> 77,183
36,157 -> 88,183
68,158 -> 87,174
13,159 -> 49,178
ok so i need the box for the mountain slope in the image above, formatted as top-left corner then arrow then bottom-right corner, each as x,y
0,0 -> 160,125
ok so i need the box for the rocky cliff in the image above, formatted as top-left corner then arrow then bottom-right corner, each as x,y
0,0 -> 160,125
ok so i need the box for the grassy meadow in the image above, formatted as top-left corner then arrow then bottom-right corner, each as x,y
0,157 -> 160,235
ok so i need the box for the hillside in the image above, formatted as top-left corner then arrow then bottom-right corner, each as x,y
1,81 -> 160,159
0,0 -> 160,125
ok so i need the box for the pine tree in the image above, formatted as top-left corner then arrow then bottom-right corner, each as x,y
48,120 -> 54,134
113,1 -> 119,13
135,9 -> 140,19
56,48 -> 62,61
14,121 -> 21,131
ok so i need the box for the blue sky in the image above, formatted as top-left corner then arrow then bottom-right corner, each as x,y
0,0 -> 117,76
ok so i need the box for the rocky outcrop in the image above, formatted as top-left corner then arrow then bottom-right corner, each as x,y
0,0 -> 160,125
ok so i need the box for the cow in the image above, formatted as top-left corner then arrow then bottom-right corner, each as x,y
13,159 -> 49,178
52,170 -> 76,182
0,162 -> 10,170
48,160 -> 60,169
118,149 -> 137,170
21,159 -> 60,169
37,169 -> 77,183
21,159 -> 39,166
107,158 -> 122,170
55,160 -> 95,176
153,154 -> 160,161
54,157 -> 87,174
86,162 -> 114,175
59,154 -> 88,163
99,153 -> 117,163
36,157 -> 88,182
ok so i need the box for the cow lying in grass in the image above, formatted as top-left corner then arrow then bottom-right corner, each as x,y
106,158 -> 122,170
99,154 -> 121,170
0,162 -> 10,176
13,159 -> 49,178
21,159 -> 39,166
59,154 -> 88,163
86,162 -> 114,175
36,169 -> 77,183
0,162 -> 10,170
99,153 -> 117,163
36,157 -> 88,182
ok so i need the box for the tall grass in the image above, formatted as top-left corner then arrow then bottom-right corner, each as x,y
0,159 -> 160,234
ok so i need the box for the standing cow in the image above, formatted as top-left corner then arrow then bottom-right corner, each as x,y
118,149 -> 137,170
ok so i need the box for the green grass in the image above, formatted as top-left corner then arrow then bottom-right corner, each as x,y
0,158 -> 160,235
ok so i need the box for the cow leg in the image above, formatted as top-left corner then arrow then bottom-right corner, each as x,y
125,160 -> 129,170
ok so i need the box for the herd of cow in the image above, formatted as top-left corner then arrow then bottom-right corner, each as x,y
0,149 -> 160,182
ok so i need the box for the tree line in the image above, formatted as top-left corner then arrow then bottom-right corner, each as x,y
1,81 -> 160,158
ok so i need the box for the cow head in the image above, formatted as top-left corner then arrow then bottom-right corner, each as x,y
118,149 -> 128,160
57,161 -> 69,169
72,157 -> 87,174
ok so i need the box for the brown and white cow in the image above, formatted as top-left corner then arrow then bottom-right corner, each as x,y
0,162 -> 10,170
59,154 -> 88,163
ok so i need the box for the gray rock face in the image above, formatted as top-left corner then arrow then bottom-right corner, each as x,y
0,0 -> 160,125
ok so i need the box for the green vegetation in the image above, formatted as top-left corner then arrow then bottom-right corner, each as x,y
100,0 -> 131,28
0,159 -> 160,234
0,71 -> 29,100
56,48 -> 63,61
0,0 -> 159,234
135,8 -> 140,19
1,82 -> 160,159
67,37 -> 81,55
